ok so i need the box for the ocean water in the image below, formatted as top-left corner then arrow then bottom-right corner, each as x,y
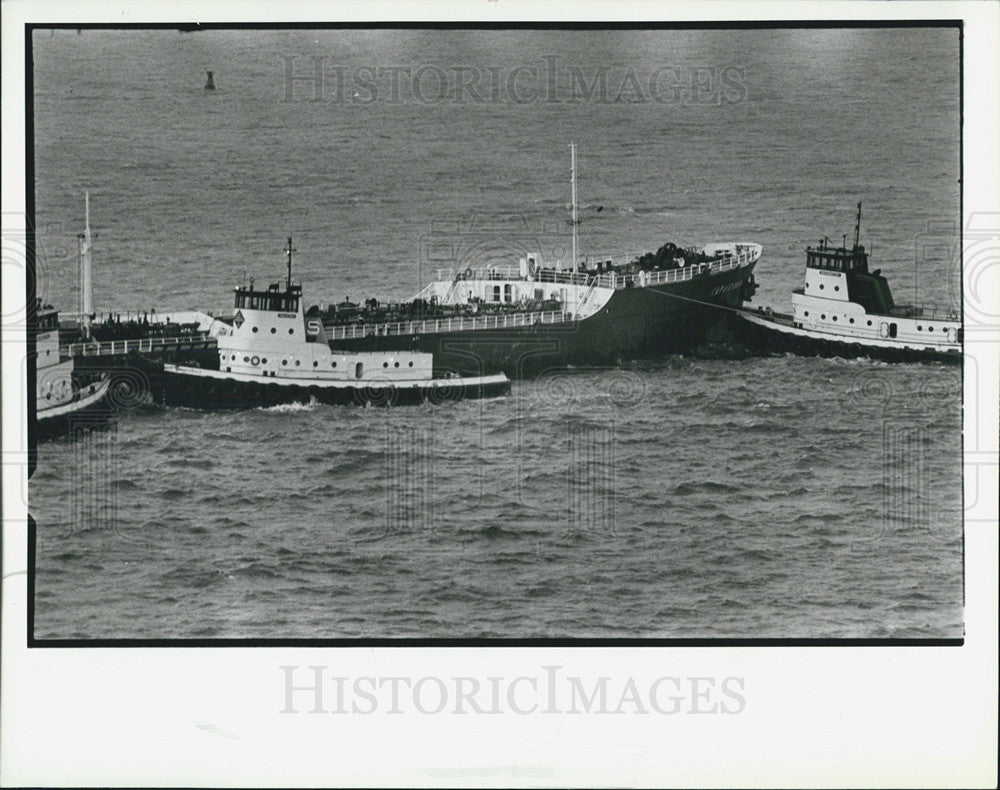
29,27 -> 963,639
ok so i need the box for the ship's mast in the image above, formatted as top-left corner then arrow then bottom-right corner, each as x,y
78,191 -> 93,339
284,236 -> 296,290
853,201 -> 862,250
570,142 -> 578,269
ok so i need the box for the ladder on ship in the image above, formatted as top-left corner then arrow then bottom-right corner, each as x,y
575,277 -> 599,317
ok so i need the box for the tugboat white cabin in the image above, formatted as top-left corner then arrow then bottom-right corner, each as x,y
222,273 -> 431,382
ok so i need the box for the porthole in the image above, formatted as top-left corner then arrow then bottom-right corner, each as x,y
917,325 -> 922,331
383,362 -> 389,368
394,362 -> 400,368
271,327 -> 276,334
849,318 -> 854,324
243,356 -> 249,362
262,358 -> 267,364
832,316 -> 837,321
408,361 -> 413,367
821,314 -> 826,320
804,311 -> 809,317
834,286 -> 839,292
231,354 -> 236,360
252,326 -> 258,333
867,320 -> 872,326
928,326 -> 934,332
288,328 -> 294,335
282,360 -> 287,366
331,361 -> 337,368
295,360 -> 300,366
313,361 -> 318,367
819,284 -> 824,290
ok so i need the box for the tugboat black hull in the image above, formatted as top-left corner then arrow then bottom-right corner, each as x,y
734,311 -> 962,364
137,357 -> 510,409
329,263 -> 755,379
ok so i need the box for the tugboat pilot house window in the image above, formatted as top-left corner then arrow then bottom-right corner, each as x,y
235,288 -> 299,313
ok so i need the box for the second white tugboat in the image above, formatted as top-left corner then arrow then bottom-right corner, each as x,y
145,240 -> 511,408
36,300 -> 112,440
736,203 -> 961,363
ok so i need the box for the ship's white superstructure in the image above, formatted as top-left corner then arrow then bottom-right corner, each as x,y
411,242 -> 762,323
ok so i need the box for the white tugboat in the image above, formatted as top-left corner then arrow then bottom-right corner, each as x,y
35,301 -> 112,439
144,239 -> 511,408
736,204 -> 961,363
35,194 -> 112,440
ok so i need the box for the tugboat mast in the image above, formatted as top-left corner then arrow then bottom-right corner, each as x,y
853,201 -> 862,250
570,142 -> 578,270
284,236 -> 296,290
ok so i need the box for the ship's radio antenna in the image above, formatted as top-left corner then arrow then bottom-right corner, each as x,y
853,201 -> 862,250
284,236 -> 296,290
570,142 -> 578,270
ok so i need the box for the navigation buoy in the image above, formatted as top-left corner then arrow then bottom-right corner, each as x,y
204,71 -> 215,90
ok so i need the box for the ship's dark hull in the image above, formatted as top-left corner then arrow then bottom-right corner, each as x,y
733,312 -> 962,364
328,263 -> 755,379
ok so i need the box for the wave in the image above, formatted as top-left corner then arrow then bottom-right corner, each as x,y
257,397 -> 319,413
230,561 -> 282,580
160,565 -> 222,589
672,480 -> 741,496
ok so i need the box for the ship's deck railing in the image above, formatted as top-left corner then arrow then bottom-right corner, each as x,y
60,310 -> 218,323
326,309 -> 570,341
889,303 -> 961,322
612,249 -> 754,289
434,248 -> 756,292
61,332 -> 214,357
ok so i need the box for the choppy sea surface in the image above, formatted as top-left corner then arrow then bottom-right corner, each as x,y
29,28 -> 963,639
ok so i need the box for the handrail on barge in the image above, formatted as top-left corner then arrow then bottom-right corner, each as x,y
61,332 -> 214,357
327,309 -> 569,342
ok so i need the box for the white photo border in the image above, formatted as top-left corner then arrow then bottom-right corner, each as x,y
2,1 -> 997,787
